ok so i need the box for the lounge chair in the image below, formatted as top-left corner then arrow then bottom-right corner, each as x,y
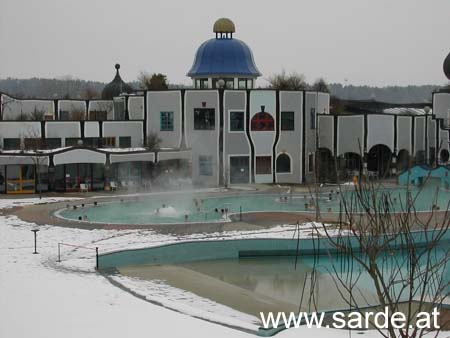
110,181 -> 117,191
79,183 -> 88,193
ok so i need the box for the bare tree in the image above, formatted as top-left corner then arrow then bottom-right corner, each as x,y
0,95 -> 14,120
30,107 -> 45,121
23,127 -> 47,199
300,159 -> 450,337
145,132 -> 162,151
312,78 -> 330,93
266,70 -> 308,90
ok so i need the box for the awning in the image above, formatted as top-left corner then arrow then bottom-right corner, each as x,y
110,152 -> 155,164
53,149 -> 106,165
0,155 -> 49,166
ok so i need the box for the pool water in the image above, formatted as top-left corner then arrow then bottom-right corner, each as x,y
59,181 -> 450,224
119,247 -> 450,318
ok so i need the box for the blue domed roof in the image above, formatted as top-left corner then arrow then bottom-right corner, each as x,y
187,37 -> 261,78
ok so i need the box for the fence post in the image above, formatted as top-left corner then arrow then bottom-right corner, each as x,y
95,247 -> 99,270
57,243 -> 61,262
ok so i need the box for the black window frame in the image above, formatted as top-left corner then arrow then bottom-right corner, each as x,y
194,108 -> 215,130
160,111 -> 174,131
229,111 -> 245,132
3,138 -> 21,150
281,111 -> 295,131
45,138 -> 62,149
119,136 -> 132,148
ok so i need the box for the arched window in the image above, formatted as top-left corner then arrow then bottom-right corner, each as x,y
276,154 -> 291,173
251,112 -> 274,131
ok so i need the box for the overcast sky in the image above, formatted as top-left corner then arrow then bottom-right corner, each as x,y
1,0 -> 449,87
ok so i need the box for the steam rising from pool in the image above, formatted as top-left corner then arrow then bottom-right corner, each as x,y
155,206 -> 183,217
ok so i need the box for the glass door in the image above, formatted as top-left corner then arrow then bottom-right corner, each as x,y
6,165 -> 36,194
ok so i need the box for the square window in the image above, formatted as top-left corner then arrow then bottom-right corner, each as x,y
225,78 -> 234,89
229,111 -> 244,131
24,138 -> 43,150
281,111 -> 295,131
59,111 -> 70,120
199,155 -> 213,176
238,79 -> 247,89
101,137 -> 116,148
197,79 -> 208,89
160,111 -> 174,131
3,138 -> 21,150
45,138 -> 62,149
194,108 -> 215,130
83,138 -> 98,147
119,136 -> 131,148
66,138 -> 81,147
89,111 -> 107,121
256,156 -> 272,175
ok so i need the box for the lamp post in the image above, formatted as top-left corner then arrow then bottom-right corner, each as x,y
31,229 -> 39,254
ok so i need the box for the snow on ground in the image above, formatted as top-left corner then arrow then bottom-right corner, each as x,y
0,196 -> 411,338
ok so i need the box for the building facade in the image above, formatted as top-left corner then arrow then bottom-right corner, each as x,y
0,18 -> 449,194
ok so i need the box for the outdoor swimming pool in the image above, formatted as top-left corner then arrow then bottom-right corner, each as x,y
117,245 -> 450,318
58,181 -> 450,225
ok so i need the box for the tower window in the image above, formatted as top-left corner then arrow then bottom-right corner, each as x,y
195,79 -> 209,89
238,79 -> 247,89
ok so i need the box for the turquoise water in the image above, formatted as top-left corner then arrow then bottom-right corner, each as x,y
121,245 -> 450,315
59,181 -> 450,224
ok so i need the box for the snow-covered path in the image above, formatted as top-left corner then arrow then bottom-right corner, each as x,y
0,198 -> 258,338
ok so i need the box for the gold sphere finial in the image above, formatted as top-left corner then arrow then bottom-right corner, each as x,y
213,18 -> 235,33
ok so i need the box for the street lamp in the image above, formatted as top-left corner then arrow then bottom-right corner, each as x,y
31,229 -> 39,254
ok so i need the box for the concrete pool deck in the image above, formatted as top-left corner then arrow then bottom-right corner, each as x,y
5,185 -> 337,234
5,182 -> 450,235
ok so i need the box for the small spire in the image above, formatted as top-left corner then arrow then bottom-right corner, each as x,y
444,52 -> 450,81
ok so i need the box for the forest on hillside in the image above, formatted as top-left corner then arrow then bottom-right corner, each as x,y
0,77 -> 445,104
